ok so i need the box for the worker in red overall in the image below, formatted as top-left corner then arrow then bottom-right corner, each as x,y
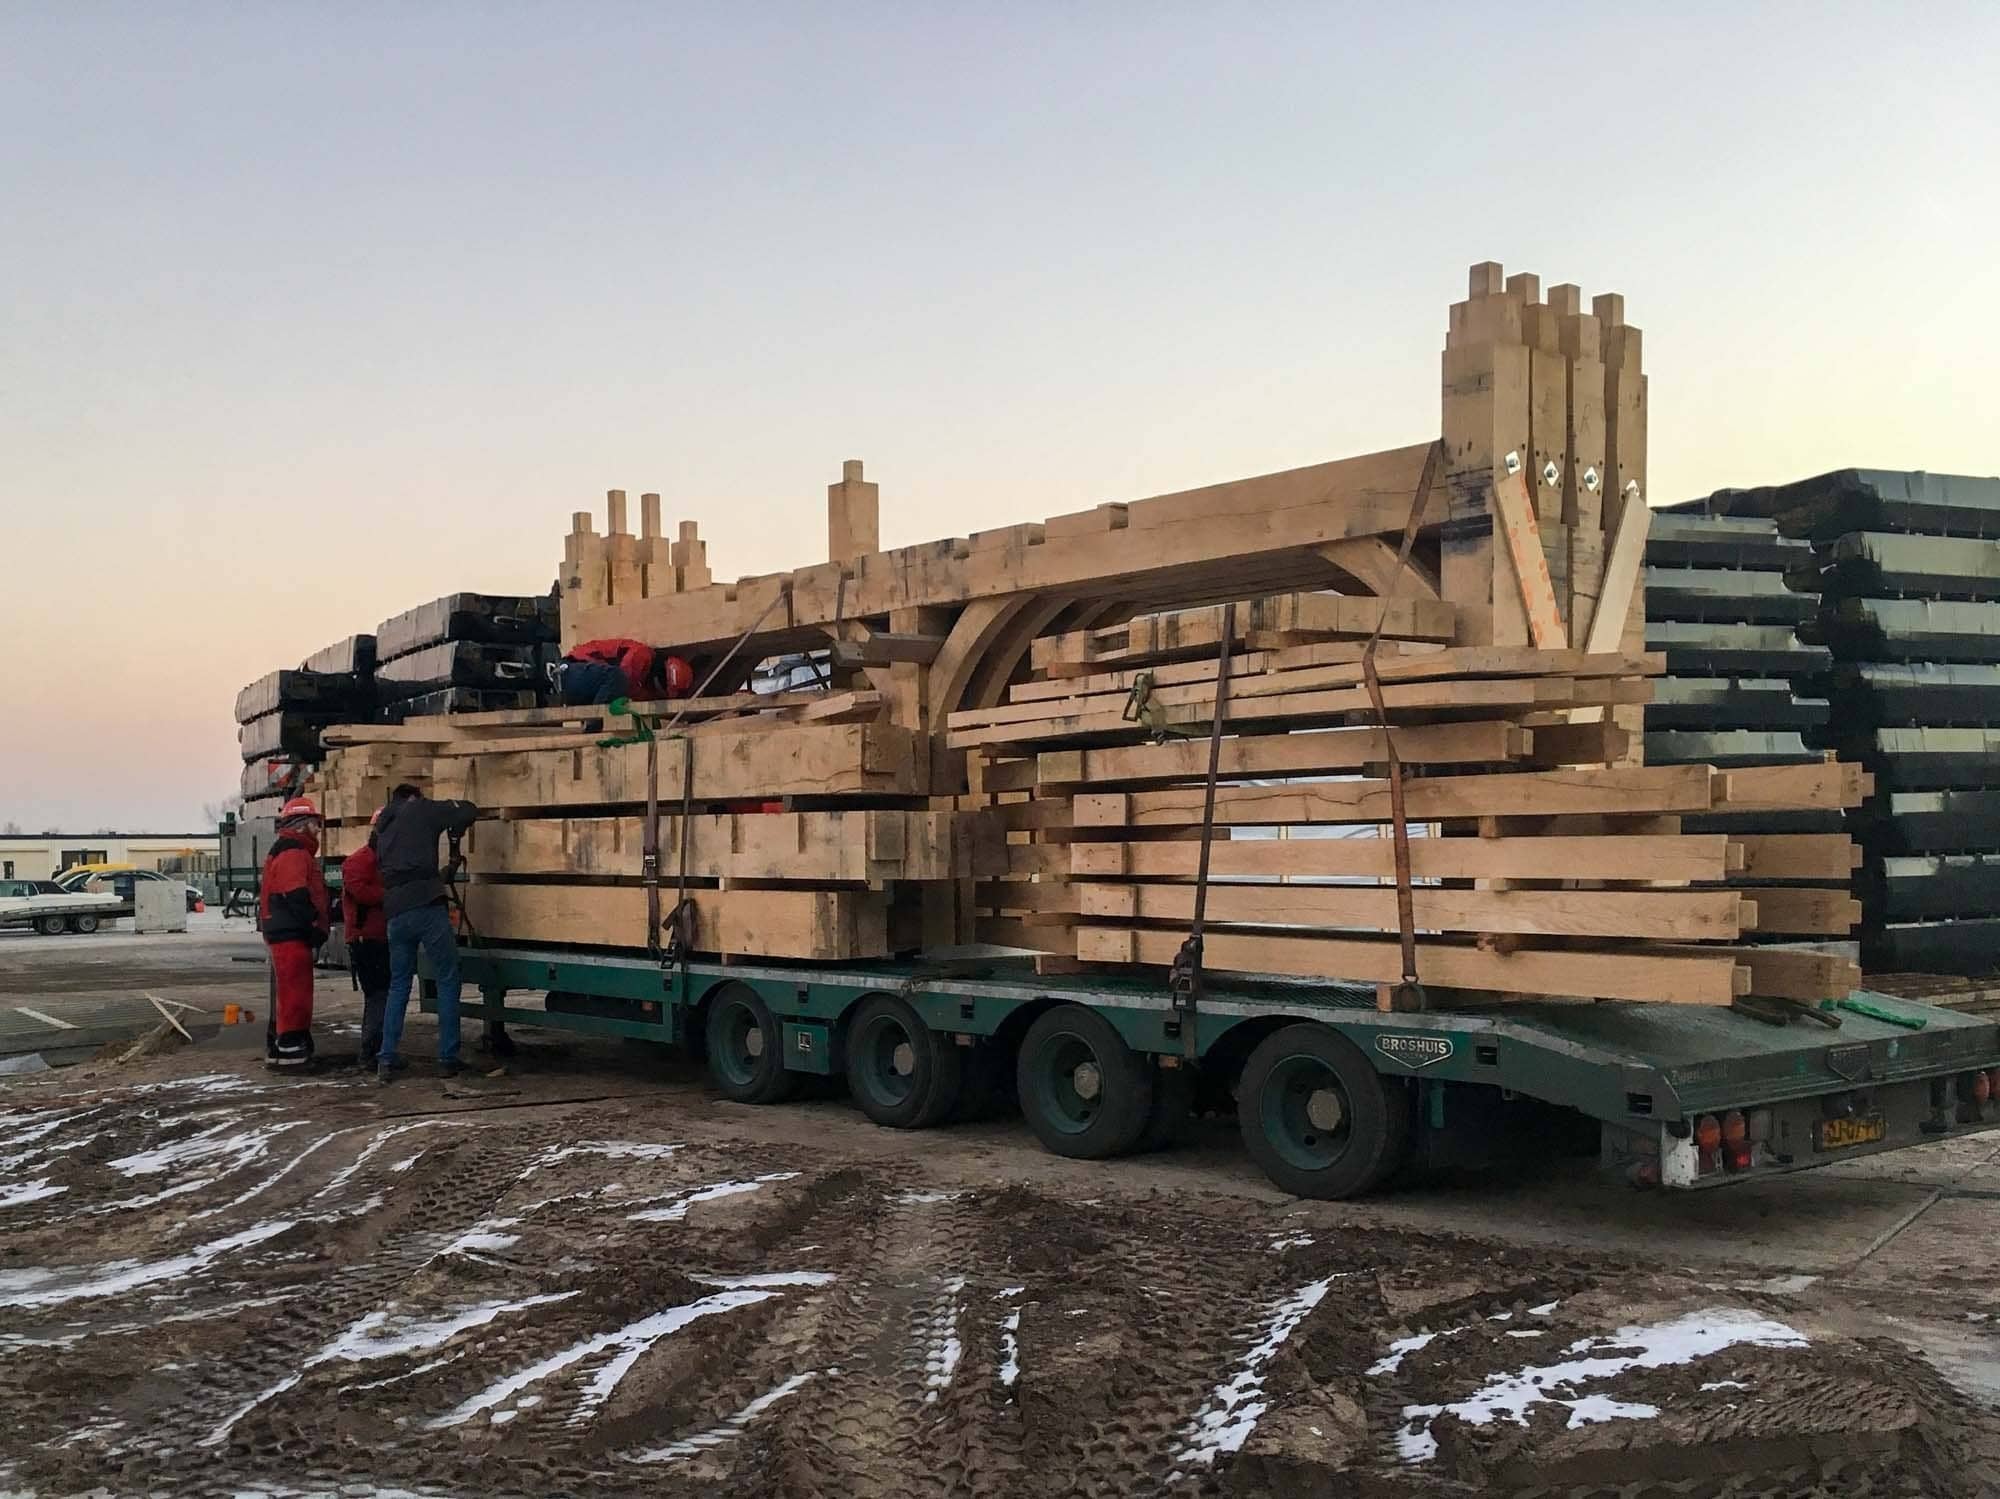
260,797 -> 331,1069
551,638 -> 694,705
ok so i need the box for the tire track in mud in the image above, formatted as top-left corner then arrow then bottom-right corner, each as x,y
4,1066 -> 1996,1499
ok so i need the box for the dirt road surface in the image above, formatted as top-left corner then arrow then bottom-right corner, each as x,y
2,933 -> 1999,1497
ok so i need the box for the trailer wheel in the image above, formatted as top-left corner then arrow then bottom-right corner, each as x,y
1135,1061 -> 1196,1153
704,985 -> 797,1105
37,915 -> 66,936
67,914 -> 101,934
845,995 -> 963,1128
1017,1005 -> 1155,1159
1238,1024 -> 1410,1199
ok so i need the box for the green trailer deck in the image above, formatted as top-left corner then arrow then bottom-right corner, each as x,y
440,944 -> 2000,1200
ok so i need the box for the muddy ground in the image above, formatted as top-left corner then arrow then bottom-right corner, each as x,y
2,947 -> 2000,1497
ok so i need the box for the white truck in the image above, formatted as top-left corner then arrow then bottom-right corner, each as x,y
0,879 -> 124,935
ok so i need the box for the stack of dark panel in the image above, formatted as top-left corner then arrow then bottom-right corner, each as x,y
1642,511 -> 1831,772
1698,470 -> 2000,975
234,635 -> 377,810
371,593 -> 558,721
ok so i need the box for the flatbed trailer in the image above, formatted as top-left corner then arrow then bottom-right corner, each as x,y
441,944 -> 2000,1200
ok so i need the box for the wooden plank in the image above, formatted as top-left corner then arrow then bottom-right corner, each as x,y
467,809 -> 959,884
1582,482 -> 1651,655
431,722 -> 922,810
1074,763 -> 1719,828
1713,762 -> 1871,813
1489,465 -> 1567,648
973,916 -> 1070,953
1034,722 -> 1531,786
1070,833 -> 1736,884
466,883 -> 890,960
576,442 -> 1443,657
1648,944 -> 1857,1002
1737,886 -> 1862,935
1074,926 -> 1748,1005
946,677 -> 1646,750
1733,834 -> 1862,881
1009,646 -> 1661,714
831,630 -> 946,667
1031,592 -> 1455,674
972,881 -> 1077,914
1074,881 -> 1749,940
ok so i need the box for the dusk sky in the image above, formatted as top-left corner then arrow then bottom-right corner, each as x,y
3,4 -> 1995,831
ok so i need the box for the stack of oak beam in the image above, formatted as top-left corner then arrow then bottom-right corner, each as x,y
947,620 -> 1866,1008
271,259 -> 1879,1011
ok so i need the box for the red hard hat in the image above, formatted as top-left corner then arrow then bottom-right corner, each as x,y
660,655 -> 694,697
279,797 -> 321,822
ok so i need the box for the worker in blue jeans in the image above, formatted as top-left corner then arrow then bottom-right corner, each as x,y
372,784 -> 480,1082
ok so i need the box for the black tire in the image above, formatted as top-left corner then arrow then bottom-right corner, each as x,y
703,984 -> 797,1105
36,915 -> 65,936
844,994 -> 963,1129
1016,1005 -> 1156,1159
1237,1023 -> 1411,1199
1135,1061 -> 1197,1153
67,914 -> 101,935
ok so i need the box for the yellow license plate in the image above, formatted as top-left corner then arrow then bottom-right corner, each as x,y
1817,1115 -> 1887,1151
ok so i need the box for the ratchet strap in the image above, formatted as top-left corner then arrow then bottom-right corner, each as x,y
1365,441 -> 1444,1012
638,585 -> 797,965
1167,600 -> 1237,1060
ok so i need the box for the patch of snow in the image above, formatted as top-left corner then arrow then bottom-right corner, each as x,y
1172,1275 -> 1335,1469
204,1292 -> 580,1444
314,1121 -> 460,1201
1700,1378 -> 1747,1392
191,1130 -> 342,1220
999,1310 -> 1022,1390
696,1272 -> 837,1291
388,1153 -> 424,1173
528,1140 -> 683,1172
0,1179 -> 64,1208
109,1117 -> 288,1178
626,1173 -> 798,1224
1528,1301 -> 1558,1316
1505,1330 -> 1546,1339
1734,1273 -> 1819,1295
1368,1328 -> 1458,1376
919,1277 -> 966,1404
627,1371 -> 819,1463
0,1220 -> 294,1310
1268,1235 -> 1315,1251
893,1189 -> 960,1205
443,1228 -> 520,1257
430,1284 -> 807,1429
996,1286 -> 1025,1299
1394,1307 -> 1809,1463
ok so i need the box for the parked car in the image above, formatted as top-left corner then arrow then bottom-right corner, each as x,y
54,866 -> 202,915
0,878 -> 123,935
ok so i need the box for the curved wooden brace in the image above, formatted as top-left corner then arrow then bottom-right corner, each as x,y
964,593 -> 1076,711
926,596 -> 1035,726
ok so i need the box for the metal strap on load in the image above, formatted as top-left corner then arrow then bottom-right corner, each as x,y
1366,440 -> 1444,1012
1167,600 -> 1238,1060
640,585 -> 796,968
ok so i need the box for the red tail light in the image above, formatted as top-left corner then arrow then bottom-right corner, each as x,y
1725,1144 -> 1754,1172
1721,1110 -> 1747,1146
1693,1114 -> 1722,1151
1977,1072 -> 1993,1105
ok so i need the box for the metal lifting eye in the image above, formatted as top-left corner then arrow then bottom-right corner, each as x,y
1540,460 -> 1561,487
1583,466 -> 1601,492
1502,450 -> 1522,476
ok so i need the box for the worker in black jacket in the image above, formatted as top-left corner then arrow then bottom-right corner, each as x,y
373,784 -> 480,1082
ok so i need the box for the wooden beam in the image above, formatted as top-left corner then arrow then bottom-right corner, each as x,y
1034,722 -> 1531,785
1074,763 -> 1720,828
466,883 -> 890,961
828,459 -> 880,564
829,630 -> 946,667
1070,833 -> 1736,883
1490,464 -> 1567,648
1583,482 -> 1651,654
1073,881 -> 1750,940
467,809 -> 960,884
1075,926 -> 1749,1006
1314,537 -> 1441,601
572,442 -> 1444,656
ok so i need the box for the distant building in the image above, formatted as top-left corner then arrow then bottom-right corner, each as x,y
0,834 -> 221,883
